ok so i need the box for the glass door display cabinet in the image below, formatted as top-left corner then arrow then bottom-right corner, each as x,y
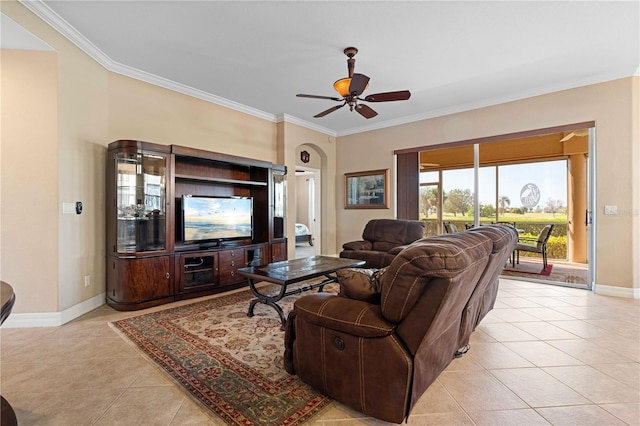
115,150 -> 168,253
270,167 -> 288,262
106,141 -> 173,310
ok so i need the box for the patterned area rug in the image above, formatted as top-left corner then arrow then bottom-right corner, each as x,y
501,260 -> 588,285
111,285 -> 333,425
504,261 -> 553,276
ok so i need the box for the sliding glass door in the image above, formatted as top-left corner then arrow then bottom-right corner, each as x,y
414,127 -> 592,289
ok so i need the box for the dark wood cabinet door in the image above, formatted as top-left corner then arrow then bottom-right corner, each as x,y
270,240 -> 287,263
177,252 -> 218,293
108,256 -> 173,304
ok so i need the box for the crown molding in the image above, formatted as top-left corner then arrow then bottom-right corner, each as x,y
276,114 -> 337,137
109,61 -> 276,122
337,69 -> 637,137
18,0 -> 639,139
20,0 -> 112,64
19,0 -> 277,123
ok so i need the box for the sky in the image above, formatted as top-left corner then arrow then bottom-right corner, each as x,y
420,160 -> 567,209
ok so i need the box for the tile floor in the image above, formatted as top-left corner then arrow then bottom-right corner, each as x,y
1,278 -> 639,425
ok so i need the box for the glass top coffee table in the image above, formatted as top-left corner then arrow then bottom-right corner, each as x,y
238,256 -> 365,330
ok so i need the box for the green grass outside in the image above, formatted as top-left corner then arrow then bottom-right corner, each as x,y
423,212 -> 569,259
437,212 -> 568,223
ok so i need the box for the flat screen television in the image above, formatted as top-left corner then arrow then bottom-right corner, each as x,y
182,195 -> 253,245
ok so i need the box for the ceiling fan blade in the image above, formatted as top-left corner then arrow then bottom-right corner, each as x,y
364,90 -> 411,102
314,103 -> 346,118
349,73 -> 370,96
297,94 -> 343,101
356,104 -> 378,119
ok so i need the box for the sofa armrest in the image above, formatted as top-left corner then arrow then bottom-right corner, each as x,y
342,240 -> 372,251
293,293 -> 395,338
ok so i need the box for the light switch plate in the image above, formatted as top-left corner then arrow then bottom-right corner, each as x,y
604,205 -> 618,215
62,202 -> 75,214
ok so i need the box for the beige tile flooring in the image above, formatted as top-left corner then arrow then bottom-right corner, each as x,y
1,278 -> 639,425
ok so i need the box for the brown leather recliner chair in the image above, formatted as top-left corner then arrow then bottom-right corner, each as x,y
339,219 -> 425,268
285,229 -> 510,424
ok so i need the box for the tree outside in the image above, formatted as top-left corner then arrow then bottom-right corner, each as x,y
498,195 -> 511,215
443,188 -> 472,217
419,186 -> 438,218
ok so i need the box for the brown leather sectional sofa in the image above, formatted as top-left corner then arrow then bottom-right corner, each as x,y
339,219 -> 426,268
284,225 -> 517,424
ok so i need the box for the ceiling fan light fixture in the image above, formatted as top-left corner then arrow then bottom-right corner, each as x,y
333,78 -> 352,97
333,77 -> 370,97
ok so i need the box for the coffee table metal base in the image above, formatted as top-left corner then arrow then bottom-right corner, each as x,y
246,274 -> 335,330
238,256 -> 366,330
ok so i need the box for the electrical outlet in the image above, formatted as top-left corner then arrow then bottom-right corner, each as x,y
84,275 -> 91,287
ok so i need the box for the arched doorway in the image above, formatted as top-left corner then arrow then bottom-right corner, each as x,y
295,144 -> 323,258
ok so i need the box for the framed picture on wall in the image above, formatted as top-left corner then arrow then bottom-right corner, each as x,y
344,169 -> 389,209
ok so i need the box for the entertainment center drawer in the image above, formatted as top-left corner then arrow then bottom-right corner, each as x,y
218,249 -> 245,286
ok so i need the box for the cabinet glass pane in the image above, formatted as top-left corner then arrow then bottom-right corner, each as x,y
273,171 -> 286,239
116,152 -> 167,253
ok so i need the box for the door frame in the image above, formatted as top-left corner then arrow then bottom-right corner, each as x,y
396,121 -> 595,291
295,166 -> 321,255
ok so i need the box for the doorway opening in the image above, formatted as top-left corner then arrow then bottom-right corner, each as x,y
295,167 -> 321,259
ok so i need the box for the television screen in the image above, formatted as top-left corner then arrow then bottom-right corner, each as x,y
182,195 -> 253,243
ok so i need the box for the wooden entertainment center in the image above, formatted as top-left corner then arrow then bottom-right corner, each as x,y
106,140 -> 287,311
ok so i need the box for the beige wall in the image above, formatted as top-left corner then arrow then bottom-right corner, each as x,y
2,0 -> 111,316
1,50 -> 59,312
107,73 -> 278,162
337,77 -> 640,293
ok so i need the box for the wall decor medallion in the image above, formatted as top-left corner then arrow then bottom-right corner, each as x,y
344,169 -> 389,209
300,150 -> 310,163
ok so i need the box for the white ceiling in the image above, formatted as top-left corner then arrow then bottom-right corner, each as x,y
13,1 -> 640,136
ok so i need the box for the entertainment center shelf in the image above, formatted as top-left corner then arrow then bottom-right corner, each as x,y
174,174 -> 268,187
106,140 -> 287,311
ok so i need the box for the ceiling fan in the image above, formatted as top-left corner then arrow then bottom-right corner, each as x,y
296,47 -> 411,119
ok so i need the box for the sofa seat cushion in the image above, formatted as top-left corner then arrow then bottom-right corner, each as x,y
371,241 -> 398,252
293,293 -> 395,338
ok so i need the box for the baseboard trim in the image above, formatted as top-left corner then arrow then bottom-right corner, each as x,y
2,292 -> 106,328
594,283 -> 639,299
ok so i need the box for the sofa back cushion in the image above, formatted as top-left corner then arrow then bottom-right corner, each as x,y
458,225 -> 518,347
362,219 -> 425,247
379,232 -> 492,350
